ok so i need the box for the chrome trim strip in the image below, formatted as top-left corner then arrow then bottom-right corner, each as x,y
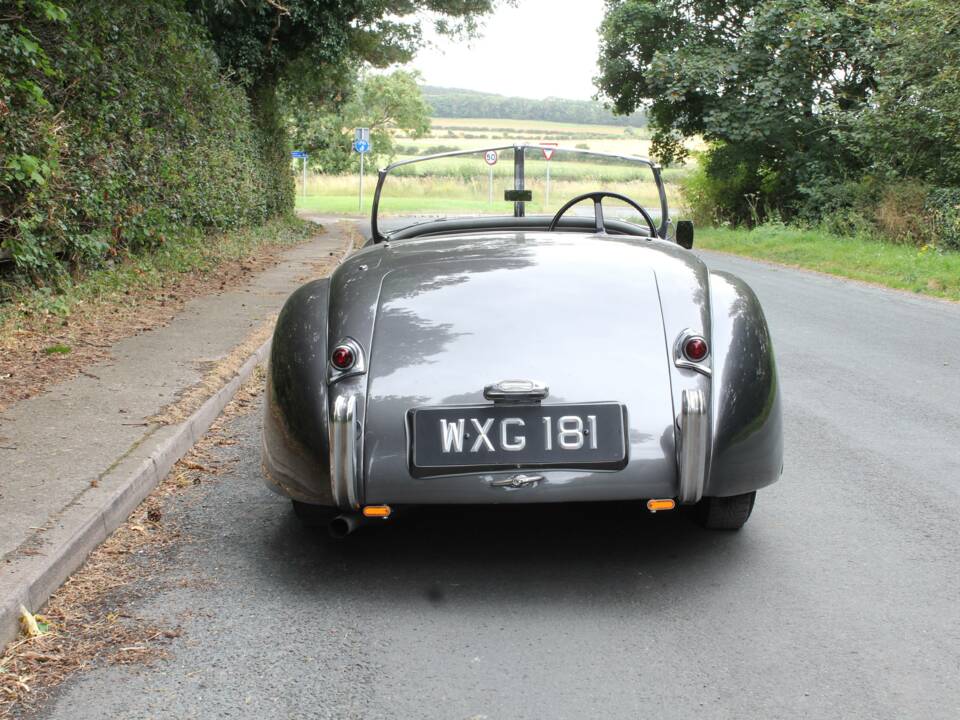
372,143 -> 667,242
328,337 -> 366,384
330,394 -> 359,510
379,144 -> 657,174
678,388 -> 708,504
674,328 -> 712,377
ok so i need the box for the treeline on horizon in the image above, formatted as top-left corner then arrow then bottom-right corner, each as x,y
421,85 -> 647,127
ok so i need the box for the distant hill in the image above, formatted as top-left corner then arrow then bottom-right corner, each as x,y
421,86 -> 646,128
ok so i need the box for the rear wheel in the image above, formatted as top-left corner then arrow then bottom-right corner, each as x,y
695,491 -> 756,530
291,500 -> 338,528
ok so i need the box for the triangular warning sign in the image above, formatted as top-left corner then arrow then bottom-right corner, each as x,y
541,146 -> 556,161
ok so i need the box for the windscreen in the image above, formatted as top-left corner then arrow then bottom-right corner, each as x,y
374,145 -> 666,238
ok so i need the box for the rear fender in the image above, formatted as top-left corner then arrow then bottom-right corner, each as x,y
262,279 -> 334,504
706,271 -> 783,496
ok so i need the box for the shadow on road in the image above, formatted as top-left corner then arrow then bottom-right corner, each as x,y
254,502 -> 754,608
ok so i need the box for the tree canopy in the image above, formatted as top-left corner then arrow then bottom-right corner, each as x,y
187,0 -> 497,96
596,0 -> 960,233
288,70 -> 432,172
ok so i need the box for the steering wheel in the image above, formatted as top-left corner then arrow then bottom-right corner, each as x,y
547,191 -> 658,237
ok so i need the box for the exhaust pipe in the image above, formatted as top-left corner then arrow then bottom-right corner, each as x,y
328,505 -> 398,539
328,513 -> 367,539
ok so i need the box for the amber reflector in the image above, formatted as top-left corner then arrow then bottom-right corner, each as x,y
362,505 -> 392,518
647,499 -> 677,512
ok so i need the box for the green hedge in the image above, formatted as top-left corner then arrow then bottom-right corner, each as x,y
0,0 -> 293,282
927,188 -> 960,252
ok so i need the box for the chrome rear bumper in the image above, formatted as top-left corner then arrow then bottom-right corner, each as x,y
328,388 -> 710,509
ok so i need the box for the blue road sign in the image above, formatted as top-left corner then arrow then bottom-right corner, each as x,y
353,140 -> 370,154
291,150 -> 307,159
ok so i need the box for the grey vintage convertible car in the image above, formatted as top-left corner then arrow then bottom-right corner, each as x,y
262,145 -> 782,537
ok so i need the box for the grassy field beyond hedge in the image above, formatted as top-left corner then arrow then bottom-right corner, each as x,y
698,225 -> 960,302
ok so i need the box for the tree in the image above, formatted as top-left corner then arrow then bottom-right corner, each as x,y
289,70 -> 431,172
186,0 -> 498,211
595,0 -> 876,221
188,1 -> 496,100
850,0 -> 960,187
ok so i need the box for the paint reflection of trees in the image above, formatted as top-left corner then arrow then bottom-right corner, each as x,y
714,293 -> 777,455
369,236 -> 537,371
375,306 -> 464,372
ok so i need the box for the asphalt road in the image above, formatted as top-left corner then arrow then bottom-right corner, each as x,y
26,250 -> 960,719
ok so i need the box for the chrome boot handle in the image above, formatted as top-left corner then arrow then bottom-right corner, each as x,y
483,379 -> 549,403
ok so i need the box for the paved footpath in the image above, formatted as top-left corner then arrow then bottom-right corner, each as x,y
0,223 -> 352,646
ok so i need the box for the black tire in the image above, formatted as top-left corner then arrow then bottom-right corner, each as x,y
695,491 -> 756,530
291,500 -> 338,528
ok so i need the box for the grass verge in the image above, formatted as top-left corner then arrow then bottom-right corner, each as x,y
0,216 -> 318,410
698,224 -> 960,302
0,216 -> 315,329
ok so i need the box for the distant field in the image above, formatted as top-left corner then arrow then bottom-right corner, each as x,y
427,117 -> 647,136
297,116 -> 699,217
300,173 -> 669,217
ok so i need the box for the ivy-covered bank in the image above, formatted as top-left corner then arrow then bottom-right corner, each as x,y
1,0 -> 293,287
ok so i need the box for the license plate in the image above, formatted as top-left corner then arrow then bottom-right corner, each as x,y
409,402 -> 627,475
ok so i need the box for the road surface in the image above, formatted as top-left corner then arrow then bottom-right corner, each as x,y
24,249 -> 960,719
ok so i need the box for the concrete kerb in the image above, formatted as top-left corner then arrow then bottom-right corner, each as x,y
1,339 -> 273,649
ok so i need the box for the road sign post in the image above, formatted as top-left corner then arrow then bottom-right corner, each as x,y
354,128 -> 371,211
484,150 -> 498,204
291,151 -> 308,199
541,143 -> 558,209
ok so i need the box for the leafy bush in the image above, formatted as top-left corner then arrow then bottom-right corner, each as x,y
0,0 -> 291,283
872,183 -> 933,245
680,144 -> 784,227
926,188 -> 960,252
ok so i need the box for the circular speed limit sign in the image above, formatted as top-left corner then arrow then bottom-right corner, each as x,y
484,150 -> 498,166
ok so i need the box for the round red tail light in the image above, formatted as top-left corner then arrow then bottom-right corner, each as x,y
331,345 -> 356,370
683,336 -> 709,362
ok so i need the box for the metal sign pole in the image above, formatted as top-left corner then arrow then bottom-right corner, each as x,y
353,128 -> 371,211
541,143 -> 557,211
545,162 -> 550,210
513,148 -> 525,218
359,150 -> 364,211
302,157 -> 307,199
483,150 -> 498,204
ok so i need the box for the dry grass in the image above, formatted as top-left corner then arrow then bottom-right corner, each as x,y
149,319 -> 275,426
338,221 -> 367,252
0,367 -> 267,718
873,184 -> 933,245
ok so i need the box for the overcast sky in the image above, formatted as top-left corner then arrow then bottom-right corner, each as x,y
407,0 -> 607,101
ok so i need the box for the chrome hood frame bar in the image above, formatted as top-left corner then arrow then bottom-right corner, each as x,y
369,143 -> 669,243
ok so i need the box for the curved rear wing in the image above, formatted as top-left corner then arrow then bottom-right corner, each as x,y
370,143 -> 669,243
